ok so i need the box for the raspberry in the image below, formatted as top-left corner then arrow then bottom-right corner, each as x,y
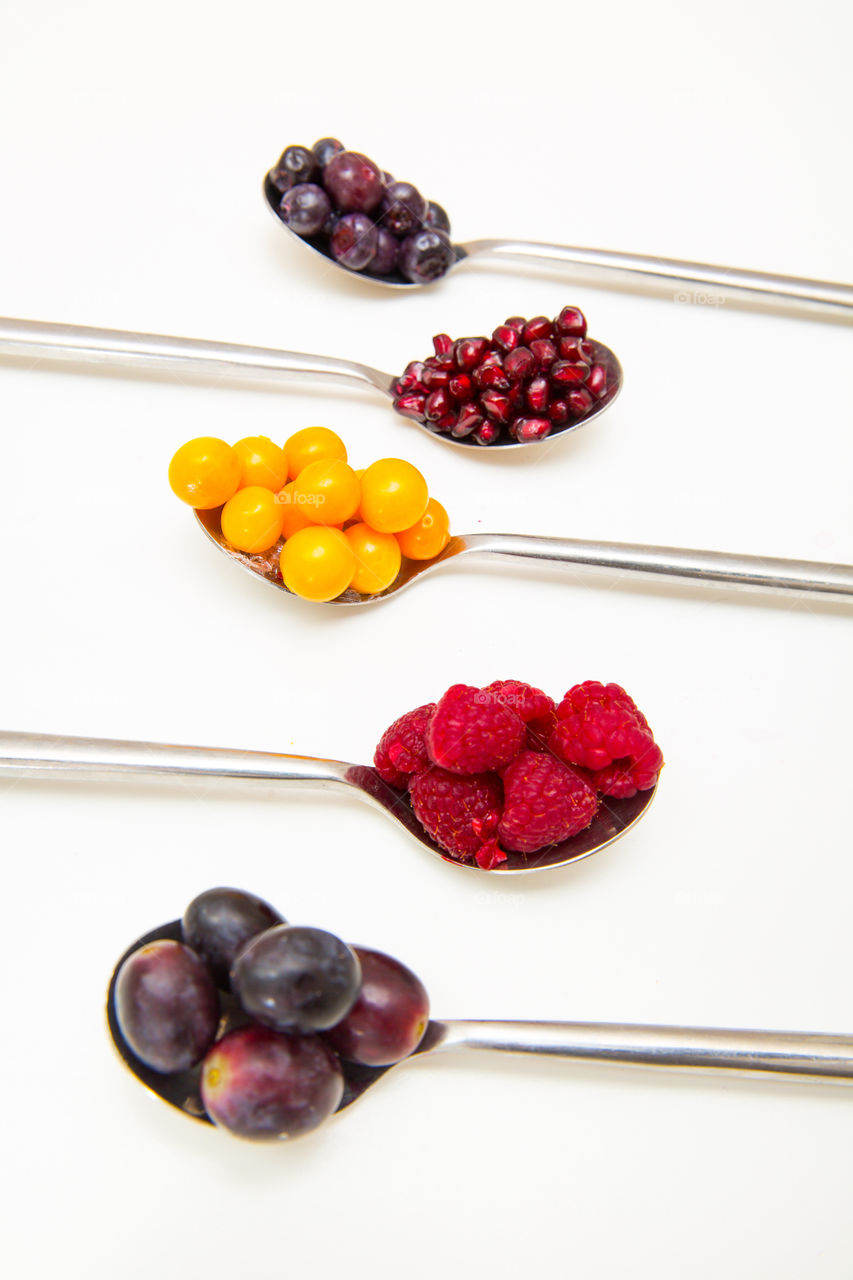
498,751 -> 599,853
484,680 -> 558,748
408,767 -> 505,866
374,703 -> 435,789
549,681 -> 663,798
426,684 -> 525,775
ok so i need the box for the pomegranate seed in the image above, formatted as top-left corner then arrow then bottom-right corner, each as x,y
425,388 -> 451,420
397,360 -> 426,391
579,340 -> 596,362
503,316 -> 526,333
447,373 -> 473,400
513,417 -> 552,442
453,337 -> 489,371
422,365 -> 450,389
550,360 -> 590,386
529,338 -> 557,368
555,306 -> 587,337
522,316 -> 553,344
436,413 -> 458,433
566,387 -> 594,416
394,392 -> 427,420
492,325 -> 520,353
557,337 -> 587,362
474,363 -> 510,391
432,333 -> 453,356
453,405 -> 483,437
509,382 -> 526,409
480,390 -> 512,422
473,421 -> 501,445
526,376 -> 550,412
587,364 -> 608,398
549,399 -> 570,423
503,347 -> 535,381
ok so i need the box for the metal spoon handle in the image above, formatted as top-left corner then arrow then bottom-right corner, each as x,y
458,239 -> 853,317
0,730 -> 354,789
0,316 -> 392,395
459,533 -> 853,602
432,1020 -> 853,1083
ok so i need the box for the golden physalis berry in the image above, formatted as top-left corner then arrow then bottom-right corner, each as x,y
280,527 -> 356,602
285,426 -> 347,479
396,498 -> 451,560
345,523 -> 402,594
168,438 -> 241,509
359,458 -> 429,533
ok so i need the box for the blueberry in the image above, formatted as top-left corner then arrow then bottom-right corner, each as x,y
330,212 -> 378,271
366,226 -> 400,276
279,182 -> 333,237
311,136 -> 345,168
201,1025 -> 343,1140
324,947 -> 429,1066
399,228 -> 455,284
182,887 -> 284,988
232,924 -> 361,1033
424,200 -> 451,234
381,181 -> 426,237
324,151 -> 385,214
114,940 -> 219,1073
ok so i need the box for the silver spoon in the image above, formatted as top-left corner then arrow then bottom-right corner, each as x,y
263,175 -> 853,319
0,730 -> 655,874
196,507 -> 853,606
108,920 -> 853,1135
0,316 -> 621,451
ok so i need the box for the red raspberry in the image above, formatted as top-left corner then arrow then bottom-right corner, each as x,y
484,680 -> 558,748
426,684 -> 525,775
549,681 -> 663,798
498,751 -> 599,853
374,703 -> 435,789
408,767 -> 505,867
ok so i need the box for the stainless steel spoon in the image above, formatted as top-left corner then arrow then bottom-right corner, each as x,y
263,175 -> 853,319
0,315 -> 621,451
108,920 -> 853,1136
0,730 -> 655,874
196,507 -> 853,606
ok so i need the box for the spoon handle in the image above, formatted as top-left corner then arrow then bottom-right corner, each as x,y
458,239 -> 853,317
458,533 -> 853,603
0,730 -> 355,790
0,316 -> 392,395
431,1020 -> 853,1083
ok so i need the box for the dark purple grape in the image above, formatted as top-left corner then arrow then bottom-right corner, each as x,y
324,947 -> 429,1066
311,136 -> 344,168
182,887 -> 284,988
324,150 -> 385,213
424,200 -> 451,234
114,940 -> 219,1073
269,144 -> 318,196
366,227 -> 400,276
232,924 -> 361,1033
330,212 -> 378,271
201,1025 -> 343,1140
279,183 -> 332,237
381,181 -> 427,237
398,228 -> 455,284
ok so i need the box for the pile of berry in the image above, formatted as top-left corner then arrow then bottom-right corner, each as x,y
267,138 -> 455,285
392,308 -> 611,445
113,887 -> 430,1141
374,681 -> 663,868
168,427 -> 451,601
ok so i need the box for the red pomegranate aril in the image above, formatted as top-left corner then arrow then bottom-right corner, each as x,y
503,347 -> 535,381
557,337 -> 588,362
447,373 -> 473,400
395,392 -> 427,420
433,333 -> 453,356
492,325 -> 520,353
397,360 -> 426,391
480,390 -> 512,423
453,337 -> 489,371
551,360 -> 590,386
437,412 -> 458,433
453,406 -> 483,437
425,388 -> 451,420
525,376 -> 550,413
580,340 -> 596,362
513,417 -> 552,442
504,316 -> 526,333
474,363 -> 510,391
587,364 -> 608,398
549,399 -> 570,423
522,316 -> 554,344
529,338 -> 558,368
566,386 -> 594,416
474,421 -> 501,445
555,306 -> 587,337
421,365 -> 450,390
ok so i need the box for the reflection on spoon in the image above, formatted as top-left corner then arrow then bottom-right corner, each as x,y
0,730 -> 655,874
196,508 -> 853,607
108,920 -> 853,1136
263,173 -> 853,319
0,316 -> 621,451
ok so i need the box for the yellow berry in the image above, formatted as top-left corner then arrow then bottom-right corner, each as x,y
220,487 -> 284,553
168,437 -> 241,509
277,481 -> 312,540
280,527 -> 356,602
294,459 -> 361,526
345,523 -> 402,595
233,436 -> 288,491
359,458 -> 429,533
396,498 -> 451,560
285,426 -> 347,479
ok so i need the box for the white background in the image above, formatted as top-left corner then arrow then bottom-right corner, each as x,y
1,1 -> 852,1276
